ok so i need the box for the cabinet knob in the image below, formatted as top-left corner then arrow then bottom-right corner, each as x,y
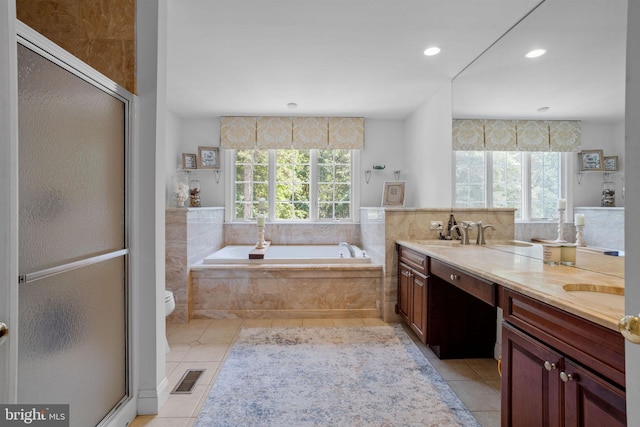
560,372 -> 575,383
450,274 -> 458,281
543,361 -> 556,371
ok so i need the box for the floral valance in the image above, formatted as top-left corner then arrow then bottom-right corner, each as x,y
220,116 -> 364,150
452,119 -> 581,152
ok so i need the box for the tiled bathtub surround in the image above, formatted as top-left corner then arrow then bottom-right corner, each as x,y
190,264 -> 382,319
224,222 -> 360,245
167,208 -> 514,323
166,208 -> 224,323
360,207 -> 516,322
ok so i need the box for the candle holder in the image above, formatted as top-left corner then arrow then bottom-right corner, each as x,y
256,225 -> 266,249
255,199 -> 267,249
575,224 -> 586,247
554,208 -> 566,242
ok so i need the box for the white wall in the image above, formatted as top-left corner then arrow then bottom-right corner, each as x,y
172,117 -> 404,211
134,0 -> 169,416
573,120 -> 626,208
165,110 -> 181,207
403,82 -> 453,207
359,119 -> 405,206
625,0 -> 640,419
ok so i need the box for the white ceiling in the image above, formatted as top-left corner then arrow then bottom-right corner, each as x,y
452,0 -> 627,123
165,0 -> 626,122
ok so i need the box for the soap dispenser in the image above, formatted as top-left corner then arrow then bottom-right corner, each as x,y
440,212 -> 462,240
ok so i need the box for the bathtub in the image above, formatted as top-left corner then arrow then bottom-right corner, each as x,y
203,244 -> 370,264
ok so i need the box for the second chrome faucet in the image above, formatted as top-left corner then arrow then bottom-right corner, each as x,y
451,221 -> 494,245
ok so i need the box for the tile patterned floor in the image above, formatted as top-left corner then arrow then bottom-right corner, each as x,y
130,318 -> 501,427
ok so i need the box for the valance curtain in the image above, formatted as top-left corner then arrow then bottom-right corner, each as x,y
257,117 -> 292,149
485,120 -> 516,151
516,120 -> 549,151
220,116 -> 364,150
452,119 -> 581,152
549,120 -> 581,151
452,119 -> 484,150
220,116 -> 256,149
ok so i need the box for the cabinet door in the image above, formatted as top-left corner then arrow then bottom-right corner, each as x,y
410,271 -> 428,343
397,263 -> 411,323
563,359 -> 626,427
502,323 -> 563,427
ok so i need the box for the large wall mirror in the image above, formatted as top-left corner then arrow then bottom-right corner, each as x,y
452,0 -> 627,122
452,0 -> 627,251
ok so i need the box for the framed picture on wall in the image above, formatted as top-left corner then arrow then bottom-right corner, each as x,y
382,181 -> 406,207
604,155 -> 619,172
182,153 -> 197,170
579,149 -> 604,171
198,146 -> 220,169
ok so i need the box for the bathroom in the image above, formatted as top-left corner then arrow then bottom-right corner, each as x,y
3,1 -> 640,426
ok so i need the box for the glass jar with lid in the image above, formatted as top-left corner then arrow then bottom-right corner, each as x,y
601,180 -> 616,207
172,171 -> 190,207
189,179 -> 201,207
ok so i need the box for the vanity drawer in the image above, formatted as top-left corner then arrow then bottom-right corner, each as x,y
397,245 -> 428,275
502,288 -> 625,387
430,258 -> 495,306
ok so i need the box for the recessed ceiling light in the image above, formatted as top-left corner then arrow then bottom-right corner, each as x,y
537,106 -> 550,112
525,49 -> 547,58
287,102 -> 297,109
423,47 -> 441,56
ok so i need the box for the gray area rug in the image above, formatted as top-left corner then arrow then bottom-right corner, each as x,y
195,324 -> 480,426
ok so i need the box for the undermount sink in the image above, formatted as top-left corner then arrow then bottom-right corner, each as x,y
562,283 -> 624,308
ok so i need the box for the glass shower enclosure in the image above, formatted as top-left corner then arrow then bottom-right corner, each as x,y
17,35 -> 130,427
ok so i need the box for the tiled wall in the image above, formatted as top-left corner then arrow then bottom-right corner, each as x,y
166,208 -> 224,323
573,207 -> 624,250
190,265 -> 382,319
224,223 -> 361,246
17,0 -> 136,93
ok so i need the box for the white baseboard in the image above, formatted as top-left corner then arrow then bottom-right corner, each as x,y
136,377 -> 170,415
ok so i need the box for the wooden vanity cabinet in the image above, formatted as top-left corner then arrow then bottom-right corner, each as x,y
396,245 -> 429,344
501,288 -> 626,427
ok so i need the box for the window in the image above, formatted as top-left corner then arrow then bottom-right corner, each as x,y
234,149 -> 268,221
454,151 -> 564,220
233,149 -> 353,221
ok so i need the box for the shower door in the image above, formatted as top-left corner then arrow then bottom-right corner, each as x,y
17,33 -> 130,427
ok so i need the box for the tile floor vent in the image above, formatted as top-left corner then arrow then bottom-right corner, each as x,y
171,369 -> 205,394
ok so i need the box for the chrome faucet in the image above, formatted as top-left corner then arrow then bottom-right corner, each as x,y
339,242 -> 356,257
451,223 -> 473,245
477,223 -> 495,245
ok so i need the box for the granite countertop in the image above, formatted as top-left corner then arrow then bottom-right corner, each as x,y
396,240 -> 625,331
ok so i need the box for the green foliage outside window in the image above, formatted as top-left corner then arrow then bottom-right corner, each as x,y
234,149 -> 351,221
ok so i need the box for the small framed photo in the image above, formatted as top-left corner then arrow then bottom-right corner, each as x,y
604,155 -> 618,172
382,181 -> 406,207
579,149 -> 604,171
182,153 -> 197,170
198,146 -> 220,169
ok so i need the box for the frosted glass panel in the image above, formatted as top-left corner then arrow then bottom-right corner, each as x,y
18,44 -> 126,274
18,257 -> 126,426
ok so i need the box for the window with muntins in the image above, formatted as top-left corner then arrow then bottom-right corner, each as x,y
454,151 -> 563,221
233,148 -> 352,221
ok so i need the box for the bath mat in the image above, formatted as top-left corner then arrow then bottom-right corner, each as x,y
195,325 -> 480,426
